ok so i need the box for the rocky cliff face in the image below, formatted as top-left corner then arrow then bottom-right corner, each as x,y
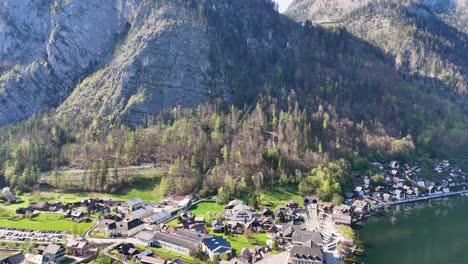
0,0 -> 289,126
0,0 -> 130,126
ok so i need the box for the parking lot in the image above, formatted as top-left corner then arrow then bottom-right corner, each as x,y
0,228 -> 70,243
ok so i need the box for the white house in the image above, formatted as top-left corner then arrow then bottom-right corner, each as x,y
224,204 -> 254,222
202,236 -> 232,260
126,197 -> 144,211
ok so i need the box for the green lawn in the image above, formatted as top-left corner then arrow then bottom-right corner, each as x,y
188,201 -> 224,222
105,187 -> 163,202
89,231 -> 107,238
0,213 -> 94,233
258,184 -> 302,209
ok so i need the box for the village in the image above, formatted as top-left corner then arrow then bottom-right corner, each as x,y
0,193 -> 350,263
0,159 -> 465,264
346,159 -> 468,222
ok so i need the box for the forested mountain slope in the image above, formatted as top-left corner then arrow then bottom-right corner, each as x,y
0,0 -> 466,199
286,0 -> 468,99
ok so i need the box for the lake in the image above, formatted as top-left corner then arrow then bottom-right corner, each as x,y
355,196 -> 468,264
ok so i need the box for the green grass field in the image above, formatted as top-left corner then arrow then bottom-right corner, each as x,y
105,187 -> 163,202
0,213 -> 94,233
189,201 -> 224,222
258,184 -> 302,209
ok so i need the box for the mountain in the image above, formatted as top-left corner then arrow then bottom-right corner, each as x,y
285,0 -> 468,99
0,0 -> 466,195
0,0 -> 288,126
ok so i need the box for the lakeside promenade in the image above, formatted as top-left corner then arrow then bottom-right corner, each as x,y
386,189 -> 468,205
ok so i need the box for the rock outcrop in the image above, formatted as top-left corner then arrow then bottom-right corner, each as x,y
0,0 -> 289,126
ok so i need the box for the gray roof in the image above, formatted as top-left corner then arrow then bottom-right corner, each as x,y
281,223 -> 303,237
127,197 -> 143,206
153,232 -> 198,250
135,250 -> 153,259
292,230 -> 323,246
43,244 -> 64,255
116,219 -> 144,231
290,245 -> 323,261
136,231 -> 157,241
5,253 -> 24,264
175,229 -> 211,242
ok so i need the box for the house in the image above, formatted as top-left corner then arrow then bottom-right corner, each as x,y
383,193 -> 392,202
261,217 -> 275,230
119,243 -> 137,256
225,200 -> 244,209
135,250 -> 153,261
238,247 -> 253,263
331,213 -> 352,226
318,203 -> 334,214
131,206 -> 154,219
274,207 -> 287,222
390,161 -> 399,169
364,177 -> 370,185
289,244 -> 323,264
153,232 -> 199,256
126,197 -> 144,211
227,221 -> 245,234
280,223 -> 303,242
253,245 -> 272,261
24,254 -> 48,264
286,200 -> 299,210
43,244 -> 66,263
212,219 -> 224,233
351,200 -> 370,214
114,219 -> 146,237
354,186 -> 364,196
189,223 -> 206,232
16,207 -> 33,215
292,230 -> 323,246
177,198 -> 192,209
3,252 -> 24,264
30,202 -> 50,211
224,204 -> 254,222
175,229 -> 210,242
136,231 -> 158,246
202,236 -> 232,260
49,202 -> 63,212
145,210 -> 172,224
427,185 -> 435,195
333,204 -> 350,215
2,195 -> 21,204
71,211 -> 85,222
261,208 -> 274,218
96,219 -> 117,236
66,239 -> 88,256
394,189 -> 405,200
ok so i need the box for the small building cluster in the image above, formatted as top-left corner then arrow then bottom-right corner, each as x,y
346,160 -> 467,219
4,239 -> 92,264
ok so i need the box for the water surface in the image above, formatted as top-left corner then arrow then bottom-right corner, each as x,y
356,196 -> 468,264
